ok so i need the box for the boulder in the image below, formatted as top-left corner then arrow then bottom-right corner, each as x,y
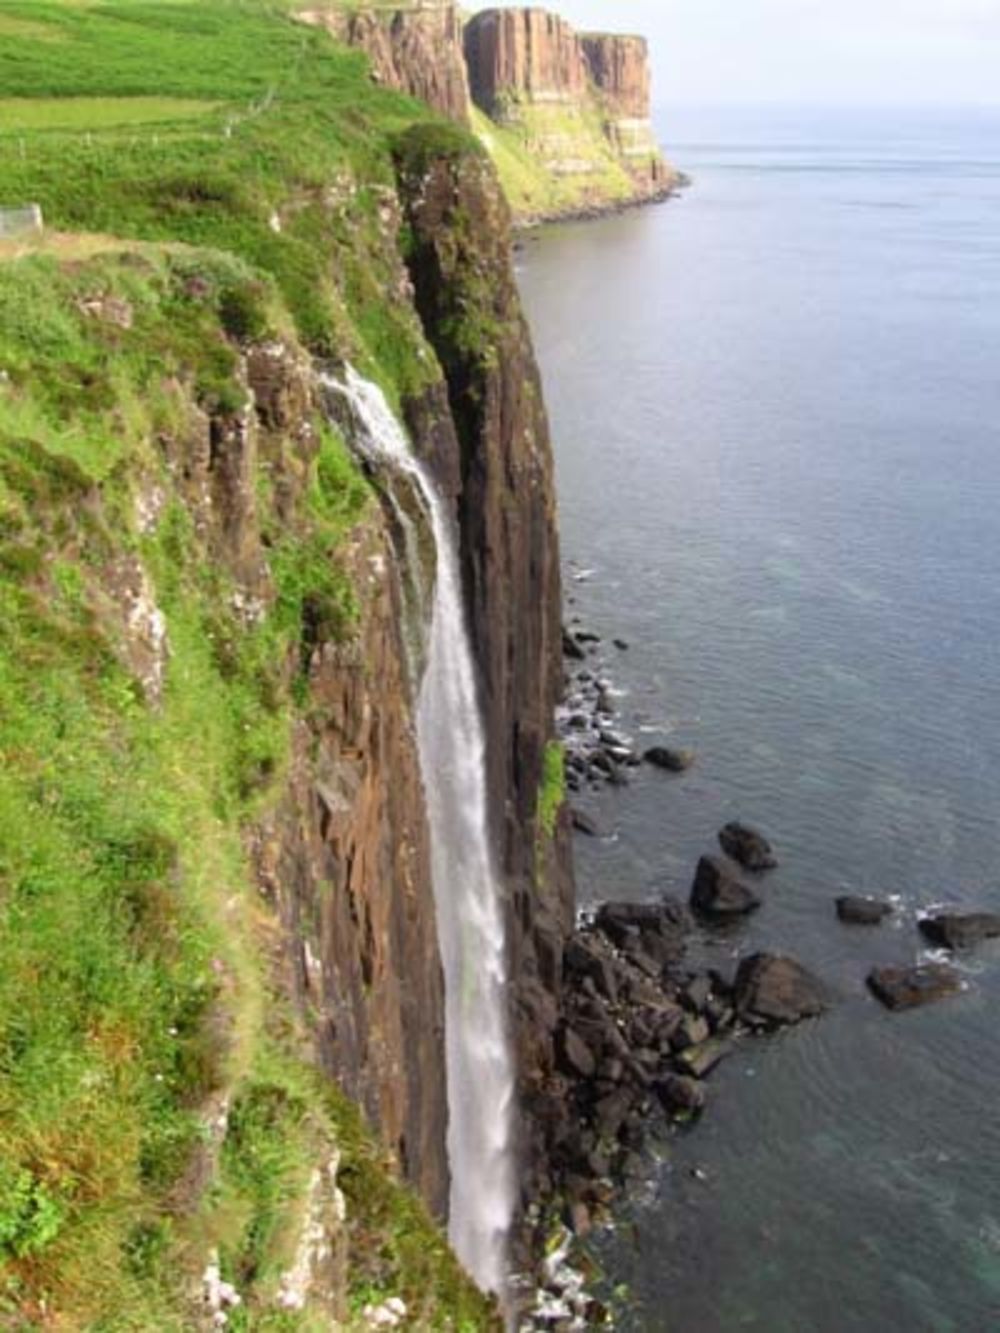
613,638 -> 629,651
675,1038 -> 732,1079
656,1074 -> 705,1117
867,963 -> 963,1011
555,1025 -> 596,1079
563,936 -> 619,1003
918,913 -> 1000,951
733,953 -> 827,1027
644,745 -> 695,773
562,627 -> 586,660
595,900 -> 689,963
690,855 -> 762,918
718,821 -> 778,871
836,896 -> 893,926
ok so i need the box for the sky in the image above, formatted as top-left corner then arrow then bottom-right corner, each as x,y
465,1 -> 1000,108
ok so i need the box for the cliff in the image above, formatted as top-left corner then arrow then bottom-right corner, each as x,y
298,1 -> 471,123
308,2 -> 679,224
464,7 -> 678,221
0,1 -> 569,1325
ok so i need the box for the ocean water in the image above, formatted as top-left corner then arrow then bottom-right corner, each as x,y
517,107 -> 1000,1332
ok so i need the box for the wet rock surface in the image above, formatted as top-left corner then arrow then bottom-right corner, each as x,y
644,745 -> 696,773
718,821 -> 778,871
918,912 -> 1000,950
690,855 -> 762,918
867,963 -> 964,1011
836,896 -> 894,925
733,953 -> 828,1028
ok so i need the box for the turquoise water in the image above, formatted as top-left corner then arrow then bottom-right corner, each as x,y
518,107 -> 1000,1331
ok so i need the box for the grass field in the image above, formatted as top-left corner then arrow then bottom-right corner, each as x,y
0,2 -> 500,1327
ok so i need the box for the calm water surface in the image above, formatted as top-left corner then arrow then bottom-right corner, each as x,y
518,107 -> 1000,1332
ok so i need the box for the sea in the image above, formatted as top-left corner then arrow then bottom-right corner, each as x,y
516,106 -> 1000,1333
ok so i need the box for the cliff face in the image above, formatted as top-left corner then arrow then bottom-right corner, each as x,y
298,2 -> 471,123
464,6 -> 678,220
463,7 -> 588,113
393,128 -> 574,1202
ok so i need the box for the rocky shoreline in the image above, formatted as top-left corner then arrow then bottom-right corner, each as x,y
520,595 -> 1000,1329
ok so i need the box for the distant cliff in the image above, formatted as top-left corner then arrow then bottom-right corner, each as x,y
302,2 -> 681,224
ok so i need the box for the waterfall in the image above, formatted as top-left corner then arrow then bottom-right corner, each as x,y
325,367 -> 516,1299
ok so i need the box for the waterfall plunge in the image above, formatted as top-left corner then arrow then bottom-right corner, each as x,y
326,367 -> 516,1298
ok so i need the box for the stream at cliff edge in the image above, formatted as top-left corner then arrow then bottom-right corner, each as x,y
517,106 -> 1000,1333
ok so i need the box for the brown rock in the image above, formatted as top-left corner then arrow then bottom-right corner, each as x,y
918,913 -> 1000,950
690,856 -> 762,918
299,4 -> 471,123
718,821 -> 778,871
836,896 -> 894,926
867,964 -> 964,1011
733,954 -> 827,1028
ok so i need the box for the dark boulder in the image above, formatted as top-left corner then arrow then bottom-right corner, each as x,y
718,821 -> 778,871
613,638 -> 630,651
837,896 -> 893,926
563,936 -> 619,1003
733,953 -> 827,1027
690,856 -> 762,918
918,913 -> 1000,951
595,900 -> 690,964
656,1074 -> 706,1117
867,964 -> 963,1011
644,745 -> 696,773
555,1025 -> 596,1079
562,627 -> 586,660
675,1038 -> 732,1079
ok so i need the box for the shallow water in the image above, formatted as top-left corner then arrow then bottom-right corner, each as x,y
518,106 -> 1000,1332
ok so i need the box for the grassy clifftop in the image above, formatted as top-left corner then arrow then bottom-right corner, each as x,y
0,3 -> 498,1328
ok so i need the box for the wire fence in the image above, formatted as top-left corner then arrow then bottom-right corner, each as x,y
0,204 -> 43,237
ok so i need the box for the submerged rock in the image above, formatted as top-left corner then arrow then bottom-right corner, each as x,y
570,808 -> 602,837
690,855 -> 762,918
867,964 -> 963,1011
733,953 -> 827,1028
675,1037 -> 732,1079
718,821 -> 777,871
836,896 -> 894,926
918,913 -> 1000,950
644,745 -> 695,773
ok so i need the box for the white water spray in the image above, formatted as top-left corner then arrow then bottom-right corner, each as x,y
326,367 -> 516,1298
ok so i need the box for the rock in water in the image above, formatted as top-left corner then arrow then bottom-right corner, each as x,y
718,821 -> 778,870
644,745 -> 695,773
867,964 -> 963,1011
690,855 -> 762,918
836,896 -> 894,926
918,913 -> 1000,950
562,627 -> 586,660
733,953 -> 827,1027
570,808 -> 602,837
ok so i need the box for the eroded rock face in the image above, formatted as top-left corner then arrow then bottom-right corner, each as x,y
464,7 -> 674,202
464,8 -> 588,115
299,3 -> 471,123
243,350 -> 449,1217
580,33 -> 650,120
394,136 -> 573,1207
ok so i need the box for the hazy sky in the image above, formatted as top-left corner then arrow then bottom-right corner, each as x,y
466,1 -> 1000,107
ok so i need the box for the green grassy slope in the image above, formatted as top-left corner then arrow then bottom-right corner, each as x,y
0,3 -> 497,1328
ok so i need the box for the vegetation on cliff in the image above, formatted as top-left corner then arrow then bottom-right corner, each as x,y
0,1 -> 506,1326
